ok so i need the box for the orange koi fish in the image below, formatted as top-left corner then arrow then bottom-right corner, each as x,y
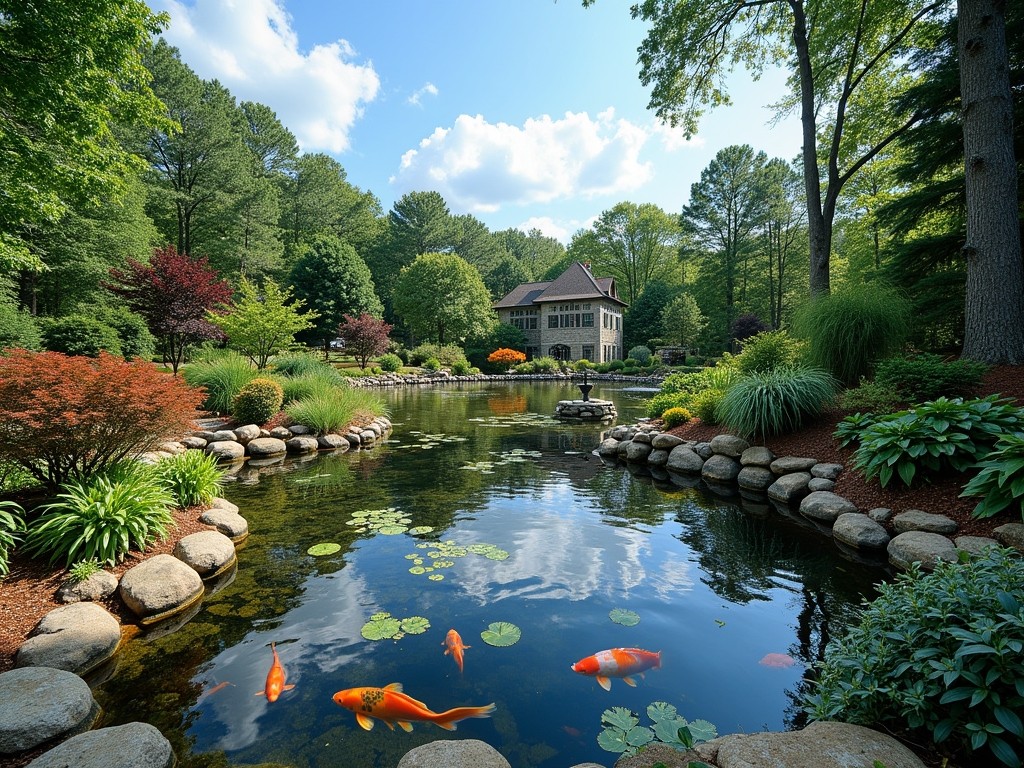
442,629 -> 470,674
255,643 -> 295,702
203,681 -> 234,698
332,683 -> 495,732
570,647 -> 662,691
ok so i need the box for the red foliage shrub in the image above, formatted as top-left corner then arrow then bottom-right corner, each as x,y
339,313 -> 393,369
487,348 -> 526,370
0,350 -> 204,488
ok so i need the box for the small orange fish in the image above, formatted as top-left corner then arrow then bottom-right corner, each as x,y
570,647 -> 662,691
759,652 -> 797,668
442,629 -> 470,674
332,683 -> 495,732
204,681 -> 234,697
255,642 -> 295,702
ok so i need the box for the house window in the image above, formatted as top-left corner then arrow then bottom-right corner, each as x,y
548,315 -> 559,329
582,313 -> 593,327
582,345 -> 594,361
615,316 -> 620,331
549,344 -> 571,361
526,318 -> 537,330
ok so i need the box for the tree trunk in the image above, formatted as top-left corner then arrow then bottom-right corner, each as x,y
958,0 -> 1024,363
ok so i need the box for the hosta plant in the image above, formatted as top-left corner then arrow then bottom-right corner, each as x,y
834,412 -> 879,448
598,702 -> 717,757
155,450 -> 225,508
804,548 -> 1024,767
961,433 -> 1024,520
24,464 -> 175,567
0,500 -> 26,578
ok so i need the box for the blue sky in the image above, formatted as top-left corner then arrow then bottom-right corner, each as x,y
150,0 -> 803,242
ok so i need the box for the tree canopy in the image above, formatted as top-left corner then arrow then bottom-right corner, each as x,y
393,253 -> 496,345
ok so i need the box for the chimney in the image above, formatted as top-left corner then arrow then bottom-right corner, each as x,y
582,261 -> 591,272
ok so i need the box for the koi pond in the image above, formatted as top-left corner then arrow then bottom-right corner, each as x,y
94,382 -> 885,768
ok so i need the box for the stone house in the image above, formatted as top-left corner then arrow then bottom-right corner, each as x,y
492,261 -> 627,362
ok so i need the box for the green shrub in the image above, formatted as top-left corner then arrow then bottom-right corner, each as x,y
606,359 -> 625,372
692,389 -> 724,424
804,548 -> 1024,768
155,450 -> 225,508
378,353 -> 403,372
0,500 -> 26,579
736,330 -> 806,374
451,359 -> 472,375
41,314 -> 122,357
0,301 -> 42,351
96,306 -> 155,360
623,357 -> 639,368
67,559 -> 102,583
874,353 -> 989,403
645,391 -> 691,419
850,395 -> 1024,488
594,362 -> 610,373
422,357 -> 441,372
628,345 -> 652,365
280,371 -> 343,404
573,359 -> 596,371
531,356 -> 560,373
960,433 -> 1024,520
273,352 -> 339,379
793,282 -> 911,386
661,407 -> 692,429
285,387 -> 386,435
231,377 -> 284,426
717,366 -> 837,439
512,361 -> 535,374
838,378 -> 903,412
408,343 -> 466,367
833,411 -> 879,448
183,351 -> 259,414
23,464 -> 175,567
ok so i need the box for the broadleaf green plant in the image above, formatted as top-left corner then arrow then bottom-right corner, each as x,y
597,701 -> 717,757
155,449 -> 225,508
960,432 -> 1024,519
0,500 -> 26,578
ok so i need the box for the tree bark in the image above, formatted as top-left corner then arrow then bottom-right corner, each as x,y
959,0 -> 1024,363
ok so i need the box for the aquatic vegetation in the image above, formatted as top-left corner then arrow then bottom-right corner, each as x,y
460,448 -> 543,473
468,412 -> 561,428
609,608 -> 640,627
307,542 -> 341,557
347,507 -> 412,535
360,611 -> 430,641
404,539 -> 510,582
391,431 -> 468,450
481,621 -> 521,647
597,702 -> 717,757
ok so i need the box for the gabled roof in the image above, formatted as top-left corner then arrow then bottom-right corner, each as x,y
492,262 -> 627,309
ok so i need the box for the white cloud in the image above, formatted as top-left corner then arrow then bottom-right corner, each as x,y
153,0 -> 379,153
391,109 -> 653,214
517,215 -> 596,245
652,119 -> 706,152
407,82 -> 439,106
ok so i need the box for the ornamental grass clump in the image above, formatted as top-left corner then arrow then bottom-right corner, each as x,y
717,366 -> 837,439
231,377 -> 284,426
183,350 -> 260,414
285,387 -> 387,435
804,548 -> 1024,768
23,463 -> 175,567
155,450 -> 225,508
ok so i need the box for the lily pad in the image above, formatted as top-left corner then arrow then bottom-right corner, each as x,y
481,621 -> 521,647
307,542 -> 341,557
601,707 -> 639,731
400,616 -> 430,634
361,615 -> 402,641
409,566 -> 426,575
609,608 -> 640,627
483,548 -> 509,561
408,526 -> 434,535
377,525 -> 409,535
428,574 -> 444,581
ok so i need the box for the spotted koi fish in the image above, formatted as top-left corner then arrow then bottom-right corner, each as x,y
570,647 -> 662,691
332,683 -> 495,732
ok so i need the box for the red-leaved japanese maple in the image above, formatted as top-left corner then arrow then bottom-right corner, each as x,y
338,313 -> 393,369
106,245 -> 233,374
0,350 -> 203,489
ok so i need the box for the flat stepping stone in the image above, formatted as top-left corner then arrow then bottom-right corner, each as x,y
14,603 -> 121,676
811,462 -> 844,480
893,510 -> 957,534
955,535 -> 1000,556
807,477 -> 835,492
25,722 -> 174,768
767,472 -> 811,504
118,554 -> 204,625
286,436 -> 320,453
207,497 -> 239,514
800,491 -> 858,524
770,456 -> 818,473
317,434 -> 350,451
0,667 -> 100,754
833,513 -> 890,550
198,509 -> 249,541
173,530 -> 237,578
994,523 -> 1024,552
740,446 -> 775,467
887,531 -> 958,572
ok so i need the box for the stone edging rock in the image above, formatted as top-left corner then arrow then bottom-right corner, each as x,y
598,422 -> 1024,571
344,371 -> 666,388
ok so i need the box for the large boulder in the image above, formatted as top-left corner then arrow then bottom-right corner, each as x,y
286,436 -> 320,454
799,491 -> 858,524
625,441 -> 653,463
597,438 -> 620,457
710,434 -> 749,457
887,531 -> 959,572
993,523 -> 1024,552
647,448 -> 669,466
651,433 -> 685,450
666,445 -> 705,474
767,472 -> 812,504
737,466 -> 774,492
740,446 -> 775,467
198,509 -> 249,541
173,530 -> 237,577
205,440 -> 244,461
696,721 -> 925,768
833,513 -> 890,550
232,424 -> 261,443
245,437 -> 287,457
398,739 -> 510,768
0,667 -> 100,754
701,454 -> 741,483
118,554 -> 204,624
14,603 -> 121,675
25,722 -> 175,768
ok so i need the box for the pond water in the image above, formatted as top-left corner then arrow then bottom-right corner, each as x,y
95,382 -> 884,768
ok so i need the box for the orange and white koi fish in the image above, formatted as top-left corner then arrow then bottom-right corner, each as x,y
442,629 -> 470,674
570,647 -> 662,691
255,643 -> 294,702
332,683 -> 495,732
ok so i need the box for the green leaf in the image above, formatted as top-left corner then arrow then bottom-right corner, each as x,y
624,725 -> 655,747
994,706 -> 1024,738
480,621 -> 521,647
647,701 -> 679,723
597,728 -> 629,753
400,616 -> 430,635
306,542 -> 341,556
652,717 -> 689,744
601,707 -> 639,731
687,719 -> 718,743
609,608 -> 641,626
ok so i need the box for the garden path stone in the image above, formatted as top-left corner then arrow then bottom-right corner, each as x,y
0,667 -> 100,754
289,424 -> 311,435
398,739 -> 510,768
740,446 -> 775,467
955,535 -> 1001,556
56,571 -> 118,603
245,437 -> 287,457
868,507 -> 893,523
25,722 -> 175,768
210,430 -> 237,442
770,456 -> 817,473
887,531 -> 958,572
833,513 -> 890,550
118,554 -> 204,624
269,426 -> 293,439
651,433 -> 684,450
737,466 -> 774,492
191,430 -> 217,441
14,603 -> 121,675
287,436 -> 320,453
180,436 -> 207,449
173,531 -> 237,577
811,462 -> 844,480
666,445 -> 704,473
198,509 -> 248,541
702,454 -> 740,482
710,434 -> 749,457
800,491 -> 858,524
994,523 -> 1024,552
893,510 -> 958,534
697,721 -> 925,768
767,472 -> 811,504
205,440 -> 244,460
208,497 -> 239,514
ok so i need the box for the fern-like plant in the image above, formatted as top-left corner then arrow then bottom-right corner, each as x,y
717,366 -> 837,439
155,450 -> 225,508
